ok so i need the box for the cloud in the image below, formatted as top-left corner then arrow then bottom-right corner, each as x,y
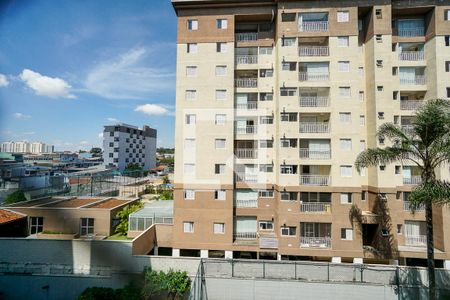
84,46 -> 174,100
80,141 -> 89,145
0,74 -> 9,87
14,112 -> 31,119
98,132 -> 103,139
135,104 -> 170,116
19,69 -> 76,99
22,131 -> 35,135
107,117 -> 119,122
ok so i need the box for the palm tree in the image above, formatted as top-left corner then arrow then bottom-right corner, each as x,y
355,99 -> 450,300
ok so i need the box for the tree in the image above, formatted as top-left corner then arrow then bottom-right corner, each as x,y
355,99 -> 450,299
90,147 -> 102,157
142,269 -> 190,300
162,175 -> 170,185
115,201 -> 144,236
159,190 -> 173,200
5,190 -> 26,204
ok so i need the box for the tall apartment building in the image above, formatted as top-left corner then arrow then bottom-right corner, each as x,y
102,123 -> 157,171
0,141 -> 54,154
171,0 -> 450,266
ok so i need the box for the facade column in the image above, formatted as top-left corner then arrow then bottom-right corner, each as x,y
353,257 -> 363,264
200,250 -> 209,258
153,246 -> 159,256
444,260 -> 450,270
225,251 -> 233,259
172,248 -> 180,257
332,257 -> 342,263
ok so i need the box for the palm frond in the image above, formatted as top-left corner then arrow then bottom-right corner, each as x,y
377,123 -> 411,141
355,147 -> 407,172
409,180 -> 450,208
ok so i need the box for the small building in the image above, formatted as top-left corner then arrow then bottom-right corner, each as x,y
150,165 -> 169,176
0,209 -> 28,237
128,200 -> 173,238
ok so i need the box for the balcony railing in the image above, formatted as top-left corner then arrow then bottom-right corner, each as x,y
405,235 -> 426,247
299,46 -> 329,56
236,102 -> 258,110
397,27 -> 425,37
299,21 -> 329,32
235,32 -> 258,42
400,100 -> 423,111
401,125 -> 415,135
299,96 -> 329,107
399,51 -> 424,61
300,202 -> 331,213
403,176 -> 422,185
235,172 -> 258,183
234,232 -> 257,240
299,72 -> 329,82
235,148 -> 258,159
299,148 -> 331,159
299,122 -> 329,133
235,55 -> 258,65
403,201 -> 425,212
235,125 -> 257,135
235,78 -> 258,88
259,236 -> 278,249
300,236 -> 331,248
300,175 -> 331,186
399,75 -> 426,85
235,199 -> 258,208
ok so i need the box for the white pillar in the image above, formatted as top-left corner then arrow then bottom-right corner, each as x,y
225,251 -> 233,259
389,259 -> 399,266
353,258 -> 363,264
172,248 -> 180,257
444,260 -> 450,270
332,257 -> 342,263
200,250 -> 209,258
277,253 -> 282,261
154,246 -> 159,256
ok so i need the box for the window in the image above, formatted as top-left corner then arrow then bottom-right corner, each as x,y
339,87 -> 351,97
378,112 -> 385,119
215,65 -> 227,76
280,88 -> 297,96
259,221 -> 274,231
445,9 -> 450,21
215,139 -> 226,149
376,35 -> 382,42
375,8 -> 382,18
184,164 -> 195,174
215,114 -> 226,125
281,139 -> 297,148
259,190 -> 274,198
377,86 -> 384,91
376,59 -> 383,67
447,87 -> 450,98
281,226 -> 296,236
397,224 -> 403,235
184,138 -> 195,149
361,191 -> 366,201
392,67 -> 398,76
360,140 -> 366,150
215,190 -> 226,200
360,115 -> 365,126
260,116 -> 273,124
187,43 -> 197,53
186,66 -> 197,77
338,61 -> 350,72
185,90 -> 197,101
446,36 -> 450,47
281,12 -> 296,22
395,165 -> 401,174
338,36 -> 349,47
80,218 -> 94,236
396,191 -> 402,200
183,221 -> 194,233
259,164 -> 273,172
109,153 -> 113,158
259,47 -> 273,55
216,19 -> 227,29
340,166 -> 353,177
215,164 -> 226,174
340,193 -> 352,204
340,139 -> 352,150
109,142 -> 114,147
282,38 -> 296,47
216,42 -> 227,53
282,62 -> 296,71
341,228 -> 353,240
339,112 -> 351,123
281,192 -> 297,201
214,223 -> 225,234
185,114 -> 196,125
260,140 -> 273,148
184,189 -> 195,200
337,11 -> 349,22
445,61 -> 450,72
281,112 -> 297,122
260,69 -> 273,77
379,165 -> 386,171
379,137 -> 385,145
215,89 -> 227,101
358,67 -> 364,76
187,19 -> 198,30
260,93 -> 273,101
30,217 -> 43,234
281,165 -> 297,174
359,91 -> 365,101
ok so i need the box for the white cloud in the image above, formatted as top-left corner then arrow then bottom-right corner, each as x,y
98,132 -> 104,139
80,141 -> 89,145
19,69 -> 76,99
14,112 -> 31,119
23,131 -> 35,135
0,74 -> 9,87
84,46 -> 174,100
135,104 -> 169,116
107,117 -> 119,122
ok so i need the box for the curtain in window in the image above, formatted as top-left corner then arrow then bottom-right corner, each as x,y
234,217 -> 257,233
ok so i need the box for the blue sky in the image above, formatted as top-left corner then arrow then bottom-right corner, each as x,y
0,0 -> 177,151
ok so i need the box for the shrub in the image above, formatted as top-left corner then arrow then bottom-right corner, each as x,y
142,269 -> 190,300
4,190 -> 26,204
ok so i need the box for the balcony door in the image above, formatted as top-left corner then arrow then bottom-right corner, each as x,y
309,140 -> 329,159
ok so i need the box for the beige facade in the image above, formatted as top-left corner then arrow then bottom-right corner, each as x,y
172,0 -> 450,265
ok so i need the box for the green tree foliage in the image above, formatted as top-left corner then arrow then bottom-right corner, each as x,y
142,269 -> 190,300
76,282 -> 141,300
162,175 -> 170,184
115,201 -> 144,236
159,190 -> 173,200
5,190 -> 26,204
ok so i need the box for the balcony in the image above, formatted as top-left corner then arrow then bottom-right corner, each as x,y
234,232 -> 257,240
235,125 -> 257,135
300,202 -> 331,213
399,51 -> 424,61
235,78 -> 258,88
403,176 -> 422,185
299,72 -> 329,82
299,122 -> 330,133
235,199 -> 258,208
299,46 -> 329,57
400,100 -> 423,111
300,236 -> 331,248
403,201 -> 425,212
235,32 -> 257,42
235,148 -> 258,159
235,172 -> 258,183
400,75 -> 426,85
236,101 -> 258,110
300,175 -> 331,186
405,235 -> 426,247
299,148 -> 331,159
397,27 -> 425,37
235,55 -> 258,65
299,96 -> 329,107
299,21 -> 329,32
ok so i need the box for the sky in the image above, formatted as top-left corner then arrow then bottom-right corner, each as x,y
0,0 -> 177,151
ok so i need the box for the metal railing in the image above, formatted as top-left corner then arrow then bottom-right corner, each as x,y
400,100 -> 423,111
235,199 -> 258,208
235,55 -> 258,65
235,32 -> 258,42
399,51 -> 424,61
235,125 -> 257,135
299,148 -> 331,159
235,101 -> 257,110
299,122 -> 330,133
299,46 -> 329,56
403,201 -> 425,212
300,175 -> 331,186
235,78 -> 258,88
405,235 -> 427,247
299,96 -> 329,107
234,232 -> 257,239
397,27 -> 425,37
300,236 -> 332,248
299,21 -> 329,32
259,236 -> 278,249
300,202 -> 331,213
235,148 -> 258,159
299,72 -> 329,82
399,75 -> 426,85
403,176 -> 422,185
235,172 -> 258,183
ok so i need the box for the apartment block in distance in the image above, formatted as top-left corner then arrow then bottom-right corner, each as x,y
103,123 -> 157,171
171,0 -> 450,266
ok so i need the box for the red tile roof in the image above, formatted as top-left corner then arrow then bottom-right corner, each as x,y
0,209 -> 26,224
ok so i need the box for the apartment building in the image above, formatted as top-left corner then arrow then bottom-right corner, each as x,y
1,141 -> 54,154
171,0 -> 450,266
102,123 -> 157,171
